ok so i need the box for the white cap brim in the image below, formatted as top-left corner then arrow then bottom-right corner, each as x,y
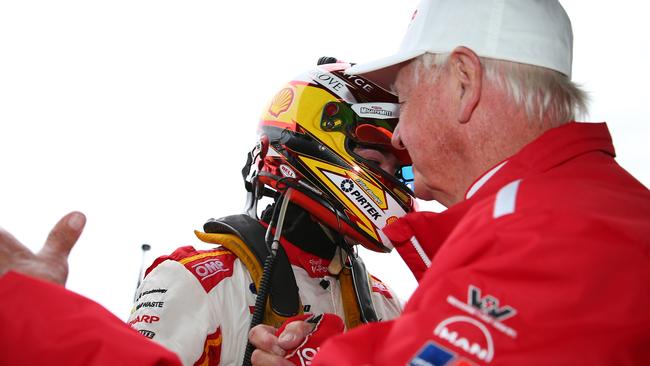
346,48 -> 426,90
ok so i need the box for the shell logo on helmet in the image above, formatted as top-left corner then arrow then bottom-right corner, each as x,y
386,216 -> 399,226
268,87 -> 295,118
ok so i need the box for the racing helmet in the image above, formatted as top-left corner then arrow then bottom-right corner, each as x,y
246,61 -> 415,252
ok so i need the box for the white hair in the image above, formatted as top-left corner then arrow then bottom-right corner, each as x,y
412,53 -> 589,126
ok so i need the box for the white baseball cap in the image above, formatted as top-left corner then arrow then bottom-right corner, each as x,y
347,0 -> 573,88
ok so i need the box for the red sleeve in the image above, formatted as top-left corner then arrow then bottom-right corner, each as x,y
314,320 -> 395,366
315,202 -> 650,365
0,271 -> 181,366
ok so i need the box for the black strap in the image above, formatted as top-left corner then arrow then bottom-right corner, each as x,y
346,249 -> 379,323
203,215 -> 301,317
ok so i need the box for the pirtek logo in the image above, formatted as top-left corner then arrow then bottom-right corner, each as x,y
468,285 -> 516,321
340,179 -> 381,220
350,190 -> 381,220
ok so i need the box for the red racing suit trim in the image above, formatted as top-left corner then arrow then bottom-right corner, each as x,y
129,232 -> 402,365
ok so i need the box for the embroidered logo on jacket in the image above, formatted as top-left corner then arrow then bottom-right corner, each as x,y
135,301 -> 164,310
433,316 -> 494,363
447,285 -> 518,339
308,258 -> 329,277
468,285 -> 516,321
192,258 -> 229,280
135,288 -> 168,301
128,315 -> 160,326
370,276 -> 393,299
179,250 -> 236,292
138,329 -> 156,339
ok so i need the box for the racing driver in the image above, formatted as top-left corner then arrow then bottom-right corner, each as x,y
128,59 -> 417,366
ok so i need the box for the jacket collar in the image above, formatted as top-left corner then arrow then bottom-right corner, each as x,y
466,122 -> 614,202
384,122 -> 615,278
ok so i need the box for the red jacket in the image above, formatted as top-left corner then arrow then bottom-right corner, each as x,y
0,271 -> 181,366
314,122 -> 650,365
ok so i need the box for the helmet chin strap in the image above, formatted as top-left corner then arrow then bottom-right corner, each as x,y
242,137 -> 274,219
242,141 -> 262,219
265,188 -> 293,255
243,177 -> 261,219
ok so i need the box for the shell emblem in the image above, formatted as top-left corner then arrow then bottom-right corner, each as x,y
268,87 -> 295,117
386,215 -> 399,226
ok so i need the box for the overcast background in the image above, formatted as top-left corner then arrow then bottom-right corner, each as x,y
1,1 -> 648,320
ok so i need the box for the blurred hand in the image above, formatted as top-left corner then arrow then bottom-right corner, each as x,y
249,313 -> 344,366
249,321 -> 314,366
0,211 -> 86,286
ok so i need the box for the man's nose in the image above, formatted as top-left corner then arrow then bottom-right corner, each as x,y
391,123 -> 406,150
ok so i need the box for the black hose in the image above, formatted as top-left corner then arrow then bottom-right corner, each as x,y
242,189 -> 293,366
242,249 -> 279,366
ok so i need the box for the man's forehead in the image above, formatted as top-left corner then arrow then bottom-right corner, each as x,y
391,62 -> 418,96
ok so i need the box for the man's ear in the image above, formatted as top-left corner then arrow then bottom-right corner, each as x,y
449,46 -> 482,123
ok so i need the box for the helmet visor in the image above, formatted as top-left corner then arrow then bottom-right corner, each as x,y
396,165 -> 415,191
320,100 -> 410,164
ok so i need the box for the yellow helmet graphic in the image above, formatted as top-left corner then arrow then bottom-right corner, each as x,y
245,61 -> 415,252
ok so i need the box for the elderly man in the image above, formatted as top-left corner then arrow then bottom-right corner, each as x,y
248,1 -> 650,365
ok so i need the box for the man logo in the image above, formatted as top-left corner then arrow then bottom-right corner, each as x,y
434,316 -> 494,363
468,285 -> 516,321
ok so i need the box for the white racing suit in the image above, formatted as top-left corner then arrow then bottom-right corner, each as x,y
128,227 -> 402,366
